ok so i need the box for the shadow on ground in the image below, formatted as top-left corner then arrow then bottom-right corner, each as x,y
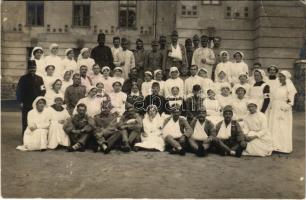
1,110 -> 305,198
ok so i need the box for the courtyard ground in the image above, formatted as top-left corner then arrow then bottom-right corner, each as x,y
1,109 -> 305,198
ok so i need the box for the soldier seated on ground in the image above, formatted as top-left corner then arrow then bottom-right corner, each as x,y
188,108 -> 216,157
117,104 -> 143,152
162,104 -> 193,156
211,105 -> 247,157
63,103 -> 96,152
93,101 -> 123,154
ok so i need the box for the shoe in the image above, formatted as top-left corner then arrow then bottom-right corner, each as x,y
133,146 -> 139,152
40,149 -> 47,152
121,144 -> 131,152
169,148 -> 177,154
77,146 -> 85,152
179,148 -> 186,156
66,146 -> 75,152
196,145 -> 205,157
102,144 -> 111,154
235,147 -> 244,158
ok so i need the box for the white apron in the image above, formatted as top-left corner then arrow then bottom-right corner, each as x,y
217,121 -> 231,140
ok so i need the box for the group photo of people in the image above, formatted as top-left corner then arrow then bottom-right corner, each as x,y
15,31 -> 297,158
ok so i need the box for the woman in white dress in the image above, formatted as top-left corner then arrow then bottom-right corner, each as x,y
44,79 -> 64,106
135,105 -> 165,151
48,96 -> 70,149
164,67 -> 184,98
112,67 -> 125,86
228,51 -> 249,86
16,96 -> 51,151
232,87 -> 249,127
44,43 -> 62,77
30,47 -> 46,77
153,69 -> 165,96
198,68 -> 214,93
141,71 -> 154,98
216,83 -> 234,109
43,65 -> 57,91
100,66 -> 114,94
73,86 -> 100,117
243,100 -> 273,157
203,89 -> 223,125
61,70 -> 73,93
62,48 -> 78,74
232,73 -> 251,98
109,81 -> 127,116
213,70 -> 229,94
215,51 -> 232,82
77,48 -> 95,75
269,70 -> 297,153
249,69 -> 270,114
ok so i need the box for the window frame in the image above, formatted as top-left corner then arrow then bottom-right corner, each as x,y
72,1 -> 91,28
26,1 -> 44,27
118,0 -> 137,30
180,2 -> 199,18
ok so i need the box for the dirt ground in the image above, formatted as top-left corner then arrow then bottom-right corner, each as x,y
1,111 -> 305,198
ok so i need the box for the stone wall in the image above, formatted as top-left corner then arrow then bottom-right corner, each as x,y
1,1 -> 177,99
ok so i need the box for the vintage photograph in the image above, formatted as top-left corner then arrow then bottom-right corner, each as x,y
1,0 -> 305,198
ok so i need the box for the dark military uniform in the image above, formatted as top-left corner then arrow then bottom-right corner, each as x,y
16,71 -> 46,136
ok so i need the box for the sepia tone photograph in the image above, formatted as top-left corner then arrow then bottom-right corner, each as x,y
1,0 -> 305,199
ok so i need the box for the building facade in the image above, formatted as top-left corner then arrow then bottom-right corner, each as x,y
1,0 -> 305,99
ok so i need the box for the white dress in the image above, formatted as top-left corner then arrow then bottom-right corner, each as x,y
62,58 -> 78,74
153,80 -> 165,96
164,78 -> 184,98
48,107 -> 70,149
114,50 -> 135,79
249,82 -> 269,112
90,73 -> 104,87
44,90 -> 64,106
33,58 -> 47,77
17,99 -> 51,151
232,97 -> 249,120
216,94 -> 234,109
203,98 -> 223,125
135,114 -> 165,151
101,76 -> 115,94
141,80 -> 154,98
61,80 -> 73,94
73,97 -> 101,117
243,112 -> 273,157
42,75 -> 57,91
77,58 -> 95,75
45,55 -> 63,77
109,91 -> 127,116
184,75 -> 203,97
269,84 -> 296,153
228,61 -> 249,84
215,61 -> 232,82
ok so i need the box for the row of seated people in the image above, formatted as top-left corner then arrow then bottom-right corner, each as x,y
17,95 -> 272,158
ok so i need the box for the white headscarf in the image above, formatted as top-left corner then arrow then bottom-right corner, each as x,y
77,48 -> 90,61
279,70 -> 297,95
65,48 -> 74,58
233,51 -> 244,59
49,43 -> 59,50
219,51 -> 229,59
154,69 -> 163,79
169,67 -> 179,76
32,96 -> 47,110
31,47 -> 44,60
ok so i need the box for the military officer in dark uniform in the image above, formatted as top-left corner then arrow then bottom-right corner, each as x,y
16,60 -> 46,137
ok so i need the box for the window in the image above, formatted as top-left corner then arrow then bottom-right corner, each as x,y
119,0 -> 137,28
225,6 -> 249,19
181,1 -> 198,17
73,1 -> 90,27
202,0 -> 220,5
26,1 -> 44,26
